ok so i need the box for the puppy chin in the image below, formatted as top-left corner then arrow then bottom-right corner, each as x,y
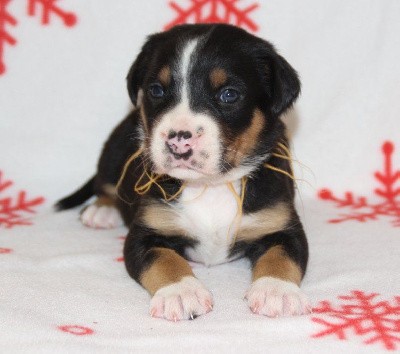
165,166 -> 256,185
165,167 -> 210,181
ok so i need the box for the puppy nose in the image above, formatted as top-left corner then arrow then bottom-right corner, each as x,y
166,130 -> 194,160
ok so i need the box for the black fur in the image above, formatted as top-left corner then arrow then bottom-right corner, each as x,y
54,176 -> 95,210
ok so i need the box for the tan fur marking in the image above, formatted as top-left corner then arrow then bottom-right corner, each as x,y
210,68 -> 227,88
140,105 -> 149,133
94,195 -> 115,207
140,202 -> 187,236
226,109 -> 265,166
140,247 -> 194,295
102,184 -> 117,199
252,245 -> 302,285
237,203 -> 291,241
158,65 -> 171,86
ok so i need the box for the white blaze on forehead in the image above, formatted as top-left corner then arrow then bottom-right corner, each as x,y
179,39 -> 199,106
149,37 -> 224,181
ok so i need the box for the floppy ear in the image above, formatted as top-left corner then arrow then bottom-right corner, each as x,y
268,53 -> 301,116
126,34 -> 161,106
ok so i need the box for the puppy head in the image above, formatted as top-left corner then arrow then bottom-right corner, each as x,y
127,24 -> 300,183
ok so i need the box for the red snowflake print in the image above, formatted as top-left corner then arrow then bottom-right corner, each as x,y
115,235 -> 126,262
165,0 -> 259,32
0,247 -> 13,253
0,0 -> 77,75
58,325 -> 94,336
0,170 -> 45,228
311,290 -> 400,351
319,141 -> 400,227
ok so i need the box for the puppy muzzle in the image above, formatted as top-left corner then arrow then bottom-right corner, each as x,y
165,130 -> 194,161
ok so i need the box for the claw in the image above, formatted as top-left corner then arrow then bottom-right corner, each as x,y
149,277 -> 213,321
268,311 -> 278,318
251,305 -> 259,314
246,277 -> 311,318
205,300 -> 213,312
189,313 -> 195,320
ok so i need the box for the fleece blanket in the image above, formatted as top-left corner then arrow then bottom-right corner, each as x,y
1,0 -> 400,352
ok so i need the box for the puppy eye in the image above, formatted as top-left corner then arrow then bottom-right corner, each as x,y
149,83 -> 165,98
219,88 -> 240,103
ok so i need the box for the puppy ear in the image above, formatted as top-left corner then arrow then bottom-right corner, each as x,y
126,34 -> 160,106
268,53 -> 301,116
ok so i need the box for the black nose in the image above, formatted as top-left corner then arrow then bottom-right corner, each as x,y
168,130 -> 192,141
177,130 -> 192,140
166,129 -> 194,161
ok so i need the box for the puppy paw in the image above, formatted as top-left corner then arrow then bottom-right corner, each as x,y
81,204 -> 123,229
245,277 -> 311,317
149,276 -> 213,321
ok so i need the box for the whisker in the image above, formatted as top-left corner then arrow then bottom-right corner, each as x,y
264,163 -> 295,180
115,145 -> 187,203
116,146 -> 145,192
271,141 -> 316,190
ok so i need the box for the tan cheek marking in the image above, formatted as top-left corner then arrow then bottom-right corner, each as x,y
210,68 -> 228,89
140,202 -> 187,236
237,203 -> 290,241
140,247 -> 194,295
158,65 -> 171,87
226,109 -> 265,166
252,245 -> 302,285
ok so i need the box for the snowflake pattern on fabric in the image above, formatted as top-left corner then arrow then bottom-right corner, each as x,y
0,170 -> 45,228
0,0 -> 77,75
165,0 -> 259,32
58,325 -> 94,336
115,235 -> 125,262
312,290 -> 400,351
319,141 -> 400,227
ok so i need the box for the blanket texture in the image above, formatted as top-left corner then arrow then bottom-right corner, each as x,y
1,1 -> 399,353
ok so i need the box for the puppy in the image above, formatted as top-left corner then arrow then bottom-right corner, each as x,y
56,24 -> 310,321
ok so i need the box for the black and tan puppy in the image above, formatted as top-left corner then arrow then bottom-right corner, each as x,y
57,24 -> 310,321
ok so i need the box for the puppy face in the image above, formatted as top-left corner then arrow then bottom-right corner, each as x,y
127,24 -> 300,183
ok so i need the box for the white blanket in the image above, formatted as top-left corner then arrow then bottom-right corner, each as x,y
1,1 -> 399,352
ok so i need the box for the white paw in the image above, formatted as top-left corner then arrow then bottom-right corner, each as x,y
245,277 -> 311,317
80,204 -> 123,229
149,276 -> 213,321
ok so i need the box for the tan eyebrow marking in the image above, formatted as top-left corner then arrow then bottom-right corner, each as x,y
210,68 -> 228,89
158,65 -> 171,86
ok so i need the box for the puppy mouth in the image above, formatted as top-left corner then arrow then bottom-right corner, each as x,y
158,161 -> 215,180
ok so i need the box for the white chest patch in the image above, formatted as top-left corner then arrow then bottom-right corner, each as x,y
174,180 -> 242,266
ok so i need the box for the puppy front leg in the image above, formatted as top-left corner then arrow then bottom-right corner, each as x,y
124,226 -> 213,321
245,233 -> 311,317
